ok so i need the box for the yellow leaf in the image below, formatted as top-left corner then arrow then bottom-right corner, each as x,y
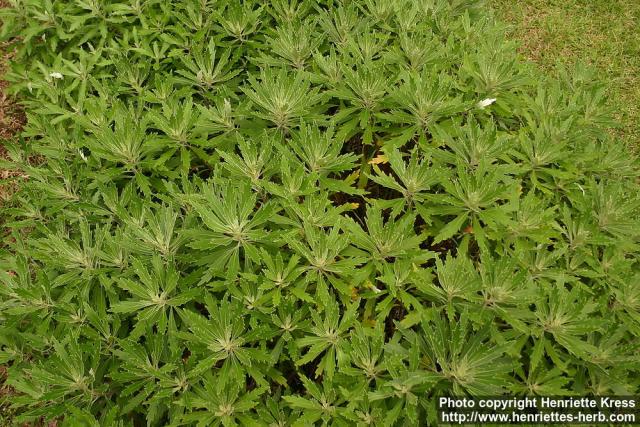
368,154 -> 388,165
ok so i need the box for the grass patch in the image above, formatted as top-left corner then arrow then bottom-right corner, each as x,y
490,0 -> 640,149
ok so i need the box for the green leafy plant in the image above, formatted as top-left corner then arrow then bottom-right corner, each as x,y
1,0 -> 639,425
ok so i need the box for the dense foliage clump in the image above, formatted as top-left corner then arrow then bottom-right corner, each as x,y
1,0 -> 639,425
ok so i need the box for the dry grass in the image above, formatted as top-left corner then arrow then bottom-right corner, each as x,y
0,44 -> 25,140
490,0 -> 640,150
0,11 -> 27,207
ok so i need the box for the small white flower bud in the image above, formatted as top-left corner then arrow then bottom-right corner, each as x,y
476,98 -> 496,109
